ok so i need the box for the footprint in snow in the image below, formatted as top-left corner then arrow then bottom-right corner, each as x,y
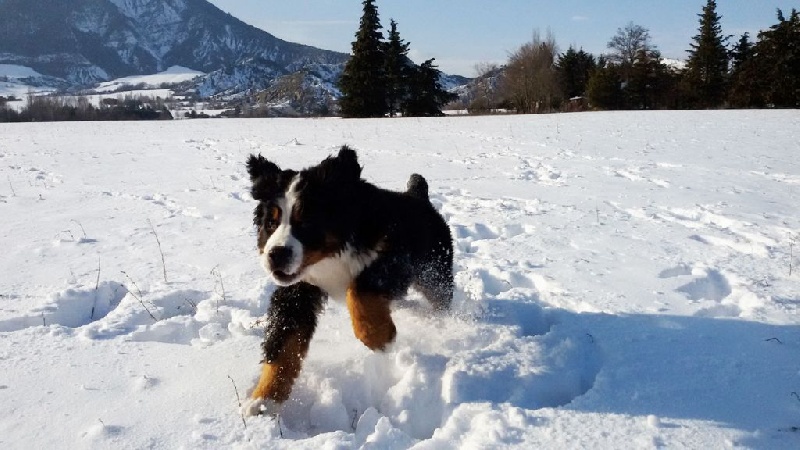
0,282 -> 128,332
676,268 -> 732,302
660,264 -> 765,319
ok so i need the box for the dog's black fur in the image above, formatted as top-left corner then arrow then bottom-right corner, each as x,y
261,282 -> 324,364
243,146 -> 453,413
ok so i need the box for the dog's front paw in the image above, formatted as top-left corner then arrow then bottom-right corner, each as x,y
360,322 -> 397,352
241,397 -> 281,417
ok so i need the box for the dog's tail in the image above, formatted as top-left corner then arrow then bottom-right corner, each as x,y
406,174 -> 429,201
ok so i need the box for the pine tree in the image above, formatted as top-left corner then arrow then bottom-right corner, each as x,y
586,64 -> 623,110
556,47 -> 596,99
753,9 -> 800,107
727,33 -> 760,107
383,19 -> 411,117
685,0 -> 729,108
627,48 -> 668,109
338,0 -> 387,118
401,59 -> 457,117
729,33 -> 753,72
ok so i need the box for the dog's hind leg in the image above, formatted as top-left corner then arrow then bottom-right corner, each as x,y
414,267 -> 453,311
414,280 -> 452,311
415,241 -> 454,311
244,282 -> 324,416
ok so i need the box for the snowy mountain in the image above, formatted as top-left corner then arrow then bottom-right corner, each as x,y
661,57 -> 688,71
247,65 -> 343,116
0,0 -> 348,89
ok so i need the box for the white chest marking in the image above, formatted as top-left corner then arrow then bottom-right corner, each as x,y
301,245 -> 379,302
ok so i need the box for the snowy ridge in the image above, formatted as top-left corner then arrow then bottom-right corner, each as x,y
0,111 -> 799,448
95,66 -> 204,92
0,0 -> 348,90
0,64 -> 63,101
0,64 -> 44,79
108,0 -> 186,23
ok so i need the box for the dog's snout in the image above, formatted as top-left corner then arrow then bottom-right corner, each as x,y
268,246 -> 293,269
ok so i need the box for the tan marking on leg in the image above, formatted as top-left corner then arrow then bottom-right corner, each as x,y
250,332 -> 308,404
346,287 -> 396,351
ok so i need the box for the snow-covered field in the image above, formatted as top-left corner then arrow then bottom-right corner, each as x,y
1,111 -> 799,449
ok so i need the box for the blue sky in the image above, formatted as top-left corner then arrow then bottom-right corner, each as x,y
208,0 -> 798,76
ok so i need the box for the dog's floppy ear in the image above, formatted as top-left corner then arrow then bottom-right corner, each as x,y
331,145 -> 362,180
306,146 -> 363,190
246,154 -> 281,182
406,173 -> 429,200
247,154 -> 283,201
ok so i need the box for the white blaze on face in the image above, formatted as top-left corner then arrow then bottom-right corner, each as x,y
261,175 -> 304,282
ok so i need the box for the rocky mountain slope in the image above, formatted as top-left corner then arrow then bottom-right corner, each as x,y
0,0 -> 348,88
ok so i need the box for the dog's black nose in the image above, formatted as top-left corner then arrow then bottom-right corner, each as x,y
268,246 -> 293,269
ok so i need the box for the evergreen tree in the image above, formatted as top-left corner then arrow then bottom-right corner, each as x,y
729,33 -> 753,72
401,59 -> 457,116
383,19 -> 411,117
685,0 -> 730,108
338,0 -> 387,118
627,48 -> 669,109
586,64 -> 624,110
727,33 -> 760,107
556,47 -> 596,99
753,9 -> 800,107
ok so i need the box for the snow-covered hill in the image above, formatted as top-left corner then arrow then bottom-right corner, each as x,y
1,111 -> 799,448
0,0 -> 347,90
0,63 -> 62,96
94,66 -> 205,93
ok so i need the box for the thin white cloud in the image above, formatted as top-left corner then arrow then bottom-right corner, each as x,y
571,15 -> 589,22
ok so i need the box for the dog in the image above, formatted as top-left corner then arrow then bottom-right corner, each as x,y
243,145 -> 453,416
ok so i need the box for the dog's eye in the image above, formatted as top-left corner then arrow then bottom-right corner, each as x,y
264,204 -> 282,225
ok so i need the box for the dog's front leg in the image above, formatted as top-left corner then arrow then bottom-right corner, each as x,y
346,255 -> 414,351
243,282 -> 324,416
346,286 -> 397,351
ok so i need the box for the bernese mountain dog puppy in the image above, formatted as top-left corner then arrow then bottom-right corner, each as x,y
243,146 -> 453,416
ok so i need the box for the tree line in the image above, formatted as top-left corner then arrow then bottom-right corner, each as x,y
3,0 -> 794,120
464,1 -> 799,113
0,94 -> 173,122
337,0 -> 457,118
